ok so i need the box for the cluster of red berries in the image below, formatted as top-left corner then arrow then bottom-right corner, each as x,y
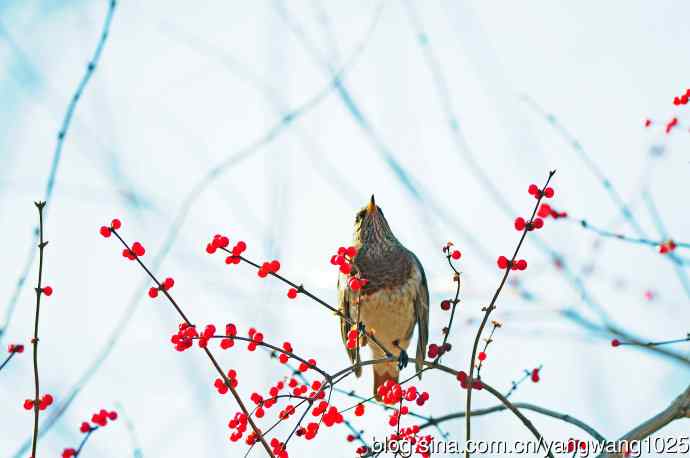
376,381 -> 429,407
257,260 -> 281,278
427,342 -> 451,359
88,409 -> 118,428
98,218 -> 121,238
514,216 -> 544,232
346,328 -> 359,350
297,358 -> 317,373
659,239 -> 677,254
122,242 -> 145,260
228,412 -> 249,442
330,246 -> 369,291
296,422 -> 321,440
23,393 -> 53,411
205,234 -> 247,263
456,371 -> 483,390
148,277 -> 174,298
8,344 -> 24,353
673,89 -> 690,106
214,369 -> 238,394
277,341 -> 293,363
246,327 -> 264,351
497,256 -> 527,271
528,184 -> 555,199
170,323 -> 198,352
269,438 -> 288,458
537,203 -> 567,219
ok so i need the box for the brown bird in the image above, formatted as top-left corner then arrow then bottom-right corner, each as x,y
338,195 -> 429,399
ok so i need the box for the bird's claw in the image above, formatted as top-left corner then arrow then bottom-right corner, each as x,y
397,350 -> 409,370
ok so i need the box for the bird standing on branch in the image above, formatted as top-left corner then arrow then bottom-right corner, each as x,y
338,195 -> 429,399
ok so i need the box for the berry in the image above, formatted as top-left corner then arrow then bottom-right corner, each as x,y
287,288 -> 298,299
99,226 -> 111,237
111,218 -> 121,229
611,339 -> 620,347
80,422 -> 90,433
440,300 -> 451,311
354,404 -> 365,416
23,399 -> 34,410
543,187 -> 555,198
148,287 -> 158,298
450,250 -> 461,260
497,256 -> 509,269
42,286 -> 53,296
339,263 -> 352,275
162,277 -> 175,290
515,259 -> 528,271
478,352 -> 487,362
131,242 -> 145,257
514,217 -> 526,231
531,368 -> 540,383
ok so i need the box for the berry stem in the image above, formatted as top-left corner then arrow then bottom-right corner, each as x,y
464,170 -> 556,457
31,201 -> 48,458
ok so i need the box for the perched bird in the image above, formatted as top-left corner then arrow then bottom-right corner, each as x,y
338,195 -> 429,399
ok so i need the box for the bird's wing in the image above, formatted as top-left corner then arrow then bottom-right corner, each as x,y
338,274 -> 362,377
410,252 -> 429,375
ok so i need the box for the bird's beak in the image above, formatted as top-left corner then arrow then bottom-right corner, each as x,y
367,194 -> 377,215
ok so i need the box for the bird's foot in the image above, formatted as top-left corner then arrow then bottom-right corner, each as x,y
397,349 -> 409,370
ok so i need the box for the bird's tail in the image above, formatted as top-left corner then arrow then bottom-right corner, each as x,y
373,363 -> 399,401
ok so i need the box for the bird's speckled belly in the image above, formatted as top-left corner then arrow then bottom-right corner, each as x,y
351,277 -> 418,357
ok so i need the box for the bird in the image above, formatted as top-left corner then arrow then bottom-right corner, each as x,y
338,195 -> 429,399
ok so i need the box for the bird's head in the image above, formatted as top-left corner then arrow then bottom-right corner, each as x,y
353,195 -> 396,245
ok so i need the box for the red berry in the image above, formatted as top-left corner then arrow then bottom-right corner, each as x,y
531,369 -> 540,383
23,399 -> 34,410
611,339 -> 620,347
532,218 -> 544,229
111,219 -> 121,229
287,288 -> 298,299
269,260 -> 281,272
515,259 -> 528,271
537,203 -> 551,218
348,277 -> 362,291
440,300 -> 450,311
543,187 -> 554,198
42,286 -> 53,296
497,256 -> 509,269
354,404 -> 365,416
131,242 -> 145,257
99,226 -> 111,237
478,352 -> 487,362
162,277 -> 175,290
80,422 -> 90,433
514,217 -> 526,231
528,184 -> 539,195
148,287 -> 158,298
339,263 -> 352,275
451,250 -> 461,260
